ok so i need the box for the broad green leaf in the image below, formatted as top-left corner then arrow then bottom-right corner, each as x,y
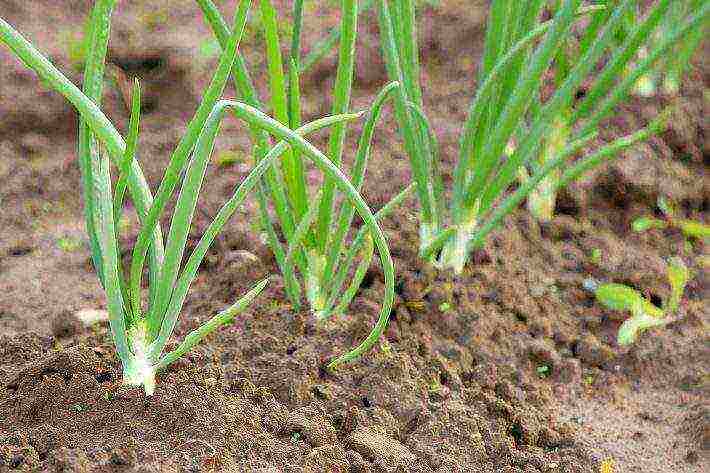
617,311 -> 669,346
595,283 -> 663,318
676,220 -> 710,239
632,216 -> 668,233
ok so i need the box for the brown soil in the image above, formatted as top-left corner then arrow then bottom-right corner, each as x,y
1,1 -> 708,472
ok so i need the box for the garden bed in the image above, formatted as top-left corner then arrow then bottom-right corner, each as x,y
0,1 -> 707,471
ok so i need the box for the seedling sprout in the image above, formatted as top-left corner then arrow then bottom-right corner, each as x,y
586,257 -> 692,345
633,196 -> 710,241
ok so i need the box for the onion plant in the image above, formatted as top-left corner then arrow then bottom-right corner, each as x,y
657,0 -> 707,95
608,1 -> 655,97
375,0 -> 710,273
521,0 -> 689,222
195,0 -> 413,321
0,0 -> 397,391
619,0 -> 707,96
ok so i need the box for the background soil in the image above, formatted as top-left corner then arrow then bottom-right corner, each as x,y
0,1 -> 708,472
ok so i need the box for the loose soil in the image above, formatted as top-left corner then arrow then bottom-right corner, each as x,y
1,1 -> 707,472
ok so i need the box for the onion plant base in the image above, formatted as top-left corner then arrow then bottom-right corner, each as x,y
525,114 -> 570,223
123,321 -> 156,395
305,250 -> 328,319
438,212 -> 478,275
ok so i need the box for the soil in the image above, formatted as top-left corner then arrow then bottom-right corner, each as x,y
1,1 -> 708,472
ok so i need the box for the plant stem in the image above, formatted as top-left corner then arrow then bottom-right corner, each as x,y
260,0 -> 308,221
123,321 -> 156,395
526,112 -> 570,222
315,0 -> 359,253
376,0 -> 436,248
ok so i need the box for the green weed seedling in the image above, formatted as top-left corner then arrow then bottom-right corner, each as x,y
1,0 -> 393,390
590,248 -> 603,266
536,364 -> 552,378
374,0 -> 709,272
633,196 -> 710,241
585,257 -> 691,345
195,0 -> 413,337
58,27 -> 88,71
57,235 -> 83,252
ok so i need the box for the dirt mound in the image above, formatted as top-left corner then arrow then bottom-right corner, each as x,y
0,338 -> 595,472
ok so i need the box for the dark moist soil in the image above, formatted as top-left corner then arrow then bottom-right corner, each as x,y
1,1 -> 708,472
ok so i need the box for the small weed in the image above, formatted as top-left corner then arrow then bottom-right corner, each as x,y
536,364 -> 551,378
586,256 -> 691,345
57,235 -> 83,252
590,248 -> 602,265
198,38 -> 222,60
213,149 -> 247,167
633,196 -> 710,240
